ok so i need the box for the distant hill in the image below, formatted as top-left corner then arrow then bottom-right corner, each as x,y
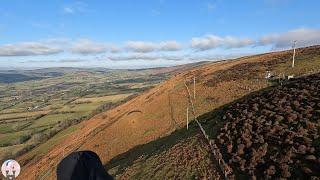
0,73 -> 43,83
0,62 -> 207,83
17,45 -> 320,179
0,69 -> 66,83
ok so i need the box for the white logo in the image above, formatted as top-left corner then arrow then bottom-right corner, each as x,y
1,160 -> 20,180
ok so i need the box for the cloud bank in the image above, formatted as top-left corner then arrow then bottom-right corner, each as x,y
258,28 -> 320,49
125,40 -> 181,52
0,42 -> 62,56
70,39 -> 119,55
125,41 -> 156,53
0,28 -> 319,58
191,35 -> 254,51
108,54 -> 183,61
159,41 -> 181,51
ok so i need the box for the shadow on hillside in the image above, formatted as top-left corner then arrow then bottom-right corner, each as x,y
104,84 -> 276,176
104,121 -> 199,175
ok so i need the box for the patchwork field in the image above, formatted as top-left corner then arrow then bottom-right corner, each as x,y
0,67 -> 188,161
16,45 -> 320,179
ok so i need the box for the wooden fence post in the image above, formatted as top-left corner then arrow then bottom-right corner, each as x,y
187,107 -> 189,130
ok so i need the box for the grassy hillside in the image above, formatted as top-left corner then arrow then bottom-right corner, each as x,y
105,46 -> 320,179
0,66 -> 190,162
106,125 -> 221,179
17,45 -> 320,179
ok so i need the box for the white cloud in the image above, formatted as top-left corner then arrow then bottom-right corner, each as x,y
126,41 -> 156,53
191,35 -> 254,51
3,27 -> 319,60
258,28 -> 320,49
0,38 -> 119,57
107,51 -> 254,62
159,41 -> 181,51
108,53 -> 184,61
0,42 -> 62,56
70,39 -> 119,55
42,38 -> 71,45
109,54 -> 157,61
126,40 -> 181,52
63,1 -> 89,14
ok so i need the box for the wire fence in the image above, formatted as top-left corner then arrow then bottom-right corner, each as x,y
184,76 -> 235,180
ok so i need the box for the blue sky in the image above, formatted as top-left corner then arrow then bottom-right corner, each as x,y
0,0 -> 320,69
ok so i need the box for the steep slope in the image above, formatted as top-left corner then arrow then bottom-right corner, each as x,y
106,47 -> 320,179
17,45 -> 320,179
107,132 -> 222,179
215,73 -> 320,179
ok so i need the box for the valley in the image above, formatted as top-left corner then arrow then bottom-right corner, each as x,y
0,67 -> 187,162
15,45 -> 320,179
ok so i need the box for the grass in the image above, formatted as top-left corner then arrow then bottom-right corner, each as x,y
0,144 -> 28,159
0,121 -> 32,133
106,118 -> 217,179
104,84 -> 278,179
58,102 -> 104,112
0,130 -> 32,147
0,117 -> 29,123
0,107 -> 28,114
105,48 -> 320,179
27,113 -> 81,129
73,93 -> 132,104
0,110 -> 49,121
105,122 -> 200,175
0,67 -> 167,161
24,125 -> 78,159
274,53 -> 320,76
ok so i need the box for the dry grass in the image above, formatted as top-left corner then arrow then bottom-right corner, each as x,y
72,93 -> 133,104
0,110 -> 49,121
109,134 -> 221,179
17,45 -> 320,180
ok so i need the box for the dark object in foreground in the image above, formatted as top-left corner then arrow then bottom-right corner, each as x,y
57,151 -> 113,180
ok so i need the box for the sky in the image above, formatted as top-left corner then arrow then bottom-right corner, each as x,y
0,0 -> 320,69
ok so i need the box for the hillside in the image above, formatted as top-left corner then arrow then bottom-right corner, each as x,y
215,73 -> 320,179
17,45 -> 320,179
0,62 -> 206,163
0,66 -> 181,162
106,63 -> 320,180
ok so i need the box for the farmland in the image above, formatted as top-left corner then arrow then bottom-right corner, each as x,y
0,67 -> 176,161
11,45 -> 320,179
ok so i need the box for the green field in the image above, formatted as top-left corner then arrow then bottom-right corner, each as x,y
0,67 -> 171,161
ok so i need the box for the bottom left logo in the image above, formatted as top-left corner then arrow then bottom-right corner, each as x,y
1,160 -> 20,180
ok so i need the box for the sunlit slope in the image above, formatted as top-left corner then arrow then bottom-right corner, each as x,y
107,61 -> 320,180
18,45 -> 320,179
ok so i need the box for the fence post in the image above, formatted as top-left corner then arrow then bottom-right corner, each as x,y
187,107 -> 189,130
183,77 -> 234,180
